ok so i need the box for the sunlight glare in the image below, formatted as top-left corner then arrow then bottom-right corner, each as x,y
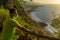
56,0 -> 60,4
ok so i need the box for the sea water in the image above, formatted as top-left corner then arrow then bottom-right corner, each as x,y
30,4 -> 60,34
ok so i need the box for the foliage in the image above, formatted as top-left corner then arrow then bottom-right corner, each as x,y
0,8 -> 9,22
52,17 -> 60,38
52,17 -> 60,28
0,0 -> 10,9
0,0 -> 33,9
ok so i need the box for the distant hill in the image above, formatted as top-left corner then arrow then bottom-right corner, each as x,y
25,1 -> 45,8
25,1 -> 39,5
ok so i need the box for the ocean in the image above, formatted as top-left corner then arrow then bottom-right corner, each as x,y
30,4 -> 60,34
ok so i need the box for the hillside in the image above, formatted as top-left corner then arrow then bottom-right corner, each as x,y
0,0 -> 60,40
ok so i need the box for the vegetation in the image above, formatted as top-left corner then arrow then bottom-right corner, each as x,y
52,17 -> 60,28
52,16 -> 60,38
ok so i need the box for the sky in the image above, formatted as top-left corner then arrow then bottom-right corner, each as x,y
26,0 -> 60,4
33,0 -> 56,4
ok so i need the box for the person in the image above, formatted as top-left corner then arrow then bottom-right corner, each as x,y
0,8 -> 19,40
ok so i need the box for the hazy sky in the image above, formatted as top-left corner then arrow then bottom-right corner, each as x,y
33,0 -> 56,4
26,0 -> 60,4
